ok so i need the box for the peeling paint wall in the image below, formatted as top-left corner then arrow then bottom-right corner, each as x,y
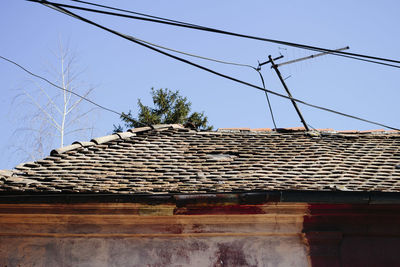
1,201 -> 400,266
0,236 -> 308,267
0,203 -> 309,267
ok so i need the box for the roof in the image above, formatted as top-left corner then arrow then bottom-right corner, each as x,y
1,124 -> 400,195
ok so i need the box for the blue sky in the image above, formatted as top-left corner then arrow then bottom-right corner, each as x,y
1,0 -> 399,169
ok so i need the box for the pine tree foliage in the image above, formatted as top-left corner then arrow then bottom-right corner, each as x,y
115,88 -> 213,131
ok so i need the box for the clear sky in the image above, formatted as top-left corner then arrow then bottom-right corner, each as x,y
1,0 -> 399,169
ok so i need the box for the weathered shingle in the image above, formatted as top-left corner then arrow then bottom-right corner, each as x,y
1,124 -> 400,194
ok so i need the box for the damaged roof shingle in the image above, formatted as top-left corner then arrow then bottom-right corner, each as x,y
1,124 -> 400,194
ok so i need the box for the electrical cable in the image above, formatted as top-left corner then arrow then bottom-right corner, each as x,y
35,1 -> 256,69
317,51 -> 400,69
133,33 -> 273,125
132,36 -> 255,69
306,123 -> 318,131
255,68 -> 278,130
28,0 -> 400,69
0,55 -> 145,126
68,0 -> 202,28
38,2 -> 400,131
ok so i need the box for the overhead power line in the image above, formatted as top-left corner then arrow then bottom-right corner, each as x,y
0,55 -> 144,126
28,0 -> 400,69
36,2 -> 400,131
29,0 -> 256,69
255,68 -> 277,130
131,35 -> 255,69
68,0 -> 202,28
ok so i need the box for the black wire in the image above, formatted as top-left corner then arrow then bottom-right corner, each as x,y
40,2 -> 400,131
255,68 -> 278,130
299,47 -> 400,69
306,123 -> 318,131
0,55 -> 145,126
68,0 -> 202,28
28,0 -> 400,68
125,34 -> 255,69
30,2 -> 257,70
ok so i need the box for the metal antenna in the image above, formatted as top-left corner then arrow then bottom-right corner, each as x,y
267,55 -> 310,131
277,46 -> 350,67
259,46 -> 350,131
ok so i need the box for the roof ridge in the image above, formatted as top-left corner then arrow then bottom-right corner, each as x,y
217,127 -> 400,134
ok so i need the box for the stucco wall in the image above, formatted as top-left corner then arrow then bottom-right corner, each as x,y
0,235 -> 308,267
0,203 -> 309,267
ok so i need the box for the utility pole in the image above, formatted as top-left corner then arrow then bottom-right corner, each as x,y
268,55 -> 310,131
258,46 -> 350,131
259,55 -> 309,131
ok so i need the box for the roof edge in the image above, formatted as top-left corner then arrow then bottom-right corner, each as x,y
48,124 -> 185,156
0,190 -> 399,204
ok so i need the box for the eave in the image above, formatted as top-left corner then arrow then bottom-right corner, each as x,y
1,190 -> 400,204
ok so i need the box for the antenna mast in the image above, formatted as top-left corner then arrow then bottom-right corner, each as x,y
259,46 -> 350,131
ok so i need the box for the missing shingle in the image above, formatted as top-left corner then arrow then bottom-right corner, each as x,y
395,164 -> 400,169
206,152 -> 238,161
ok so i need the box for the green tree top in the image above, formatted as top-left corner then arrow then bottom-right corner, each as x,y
115,88 -> 213,131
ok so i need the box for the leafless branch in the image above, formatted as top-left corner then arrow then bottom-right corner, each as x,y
65,127 -> 95,135
65,107 -> 97,128
32,80 -> 63,115
11,40 -> 97,162
22,89 -> 61,131
66,86 -> 95,115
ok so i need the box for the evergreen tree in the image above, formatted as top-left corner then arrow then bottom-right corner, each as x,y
115,88 -> 213,131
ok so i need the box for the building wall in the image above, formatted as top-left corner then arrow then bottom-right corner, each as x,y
1,202 -> 399,266
0,203 -> 309,267
0,236 -> 308,267
304,204 -> 400,267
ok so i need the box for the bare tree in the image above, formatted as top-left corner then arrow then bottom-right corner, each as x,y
11,41 -> 97,162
